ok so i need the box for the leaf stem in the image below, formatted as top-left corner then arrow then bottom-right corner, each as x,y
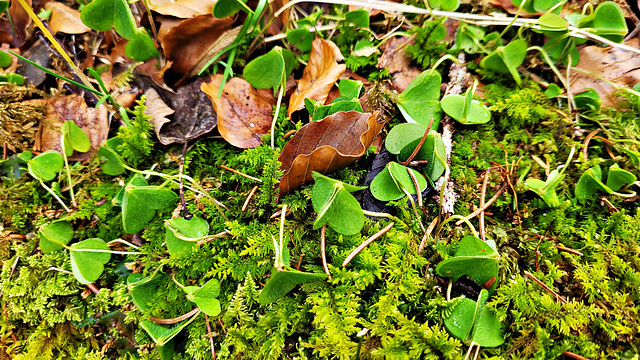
271,86 -> 285,149
39,179 -> 71,212
342,222 -> 394,267
60,137 -> 77,208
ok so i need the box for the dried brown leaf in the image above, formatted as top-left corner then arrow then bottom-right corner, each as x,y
46,2 -> 90,35
145,88 -> 174,142
377,37 -> 422,93
158,15 -> 234,77
148,0 -> 215,18
201,75 -> 274,149
8,0 -> 32,47
569,38 -> 640,108
29,95 -> 109,160
287,38 -> 346,116
278,110 -> 385,197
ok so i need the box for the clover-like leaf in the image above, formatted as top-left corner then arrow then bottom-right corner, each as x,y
127,268 -> 165,313
39,220 -> 74,254
0,50 -> 11,68
480,39 -> 527,84
428,0 -> 460,11
70,238 -> 111,284
574,88 -> 601,111
185,278 -> 221,316
605,164 -> 636,192
258,267 -> 328,305
525,169 -> 565,207
165,216 -> 209,256
243,46 -> 290,94
28,150 -> 64,182
436,236 -> 499,293
345,8 -> 369,28
386,124 -> 447,181
125,28 -> 159,62
98,137 -> 126,176
122,185 -> 178,234
370,162 -> 428,202
61,120 -> 91,157
575,165 -> 611,202
80,0 -> 137,40
440,88 -> 491,125
311,172 -> 366,235
579,1 -> 627,43
286,28 -> 313,52
140,315 -> 199,347
397,70 -> 442,128
444,289 -> 504,347
212,0 -> 245,18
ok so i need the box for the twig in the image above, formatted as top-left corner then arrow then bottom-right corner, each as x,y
242,186 -> 259,211
562,351 -> 590,360
418,216 -> 439,254
524,270 -> 567,304
455,183 -> 508,225
581,129 -> 601,161
479,170 -> 490,241
205,314 -> 216,360
342,222 -> 394,267
401,117 -> 433,166
320,224 -> 330,276
196,230 -> 232,246
407,168 -> 423,207
220,165 -> 262,182
555,245 -> 583,256
86,283 -> 100,295
150,308 -> 201,324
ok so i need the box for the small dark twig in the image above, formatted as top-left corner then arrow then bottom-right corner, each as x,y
524,270 -> 567,304
401,117 -> 434,166
150,308 -> 200,324
205,314 -> 216,360
179,142 -> 191,219
321,224 -> 330,276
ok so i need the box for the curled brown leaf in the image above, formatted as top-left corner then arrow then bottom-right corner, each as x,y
287,38 -> 346,116
46,2 -> 91,35
278,110 -> 385,198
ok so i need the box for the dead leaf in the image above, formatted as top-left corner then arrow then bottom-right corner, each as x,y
287,38 -> 346,116
569,38 -> 640,108
267,0 -> 290,35
16,40 -> 50,87
8,0 -> 32,47
377,37 -> 422,93
201,75 -> 274,149
148,0 -> 215,18
151,78 -> 219,145
46,2 -> 91,35
278,110 -> 385,197
158,15 -> 235,78
29,95 -> 109,160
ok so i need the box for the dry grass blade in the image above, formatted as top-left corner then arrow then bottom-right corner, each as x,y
524,270 -> 567,304
342,222 -> 394,267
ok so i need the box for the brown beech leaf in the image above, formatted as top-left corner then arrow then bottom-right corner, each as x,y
287,38 -> 346,116
144,88 -> 174,143
148,0 -> 215,18
152,78 -> 219,145
377,37 -> 422,93
158,15 -> 235,77
46,2 -> 91,35
201,75 -> 274,149
278,110 -> 384,197
29,95 -> 109,160
569,38 -> 640,108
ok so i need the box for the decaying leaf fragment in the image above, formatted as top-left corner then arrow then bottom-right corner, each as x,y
29,95 -> 109,160
278,110 -> 384,198
377,37 -> 422,93
147,0 -> 215,18
569,38 -> 640,108
46,2 -> 91,35
201,75 -> 274,149
287,38 -> 346,116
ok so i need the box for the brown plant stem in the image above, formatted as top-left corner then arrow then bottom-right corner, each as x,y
401,117 -> 433,166
524,270 -> 567,304
205,313 -> 216,360
220,165 -> 263,182
455,183 -> 508,225
562,351 -> 590,360
321,224 -> 330,276
150,308 -> 201,325
342,222 -> 394,267
242,186 -> 259,211
479,170 -> 490,241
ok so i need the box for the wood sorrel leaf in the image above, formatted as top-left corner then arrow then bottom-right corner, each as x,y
480,39 -> 527,84
525,169 -> 565,207
444,289 -> 504,347
286,28 -> 314,52
605,164 -> 636,192
98,137 -> 126,176
125,28 -> 160,62
436,236 -> 499,293
258,267 -> 328,305
127,268 -> 165,313
575,165 -> 612,202
428,0 -> 460,11
311,172 -> 366,235
0,50 -> 11,68
579,1 -> 627,43
440,89 -> 491,125
243,46 -> 285,94
140,313 -> 200,347
165,216 -> 209,256
574,88 -> 601,110
397,70 -> 442,128
39,220 -> 73,253
122,185 -> 178,234
370,162 -> 428,201
212,0 -> 245,18
186,278 -> 221,316
61,120 -> 91,157
70,238 -> 111,284
80,0 -> 137,40
28,150 -> 64,182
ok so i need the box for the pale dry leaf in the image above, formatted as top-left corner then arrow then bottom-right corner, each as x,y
148,0 -> 215,18
145,88 -> 175,142
8,0 -> 32,47
287,38 -> 346,116
201,75 -> 274,149
29,95 -> 109,160
278,110 -> 385,197
46,2 -> 91,35
377,37 -> 422,93
569,38 -> 640,108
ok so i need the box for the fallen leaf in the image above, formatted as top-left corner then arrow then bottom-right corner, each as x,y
278,110 -> 384,197
158,15 -> 235,78
201,75 -> 273,149
152,78 -> 219,145
15,40 -> 49,87
7,0 -> 32,47
266,0 -> 290,35
287,38 -> 346,116
46,2 -> 91,35
377,37 -> 422,93
148,0 -> 215,18
569,38 -> 640,108
29,95 -> 109,160
144,88 -> 174,143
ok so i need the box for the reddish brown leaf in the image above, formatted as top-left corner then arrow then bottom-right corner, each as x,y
377,37 -> 422,93
8,0 -> 32,47
278,110 -> 385,197
158,15 -> 235,77
29,95 -> 109,160
148,0 -> 215,18
287,38 -> 346,116
569,38 -> 640,108
201,75 -> 274,149
46,2 -> 90,35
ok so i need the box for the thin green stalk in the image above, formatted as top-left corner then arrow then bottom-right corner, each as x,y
271,86 -> 285,149
61,137 -> 77,208
39,179 -> 71,212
